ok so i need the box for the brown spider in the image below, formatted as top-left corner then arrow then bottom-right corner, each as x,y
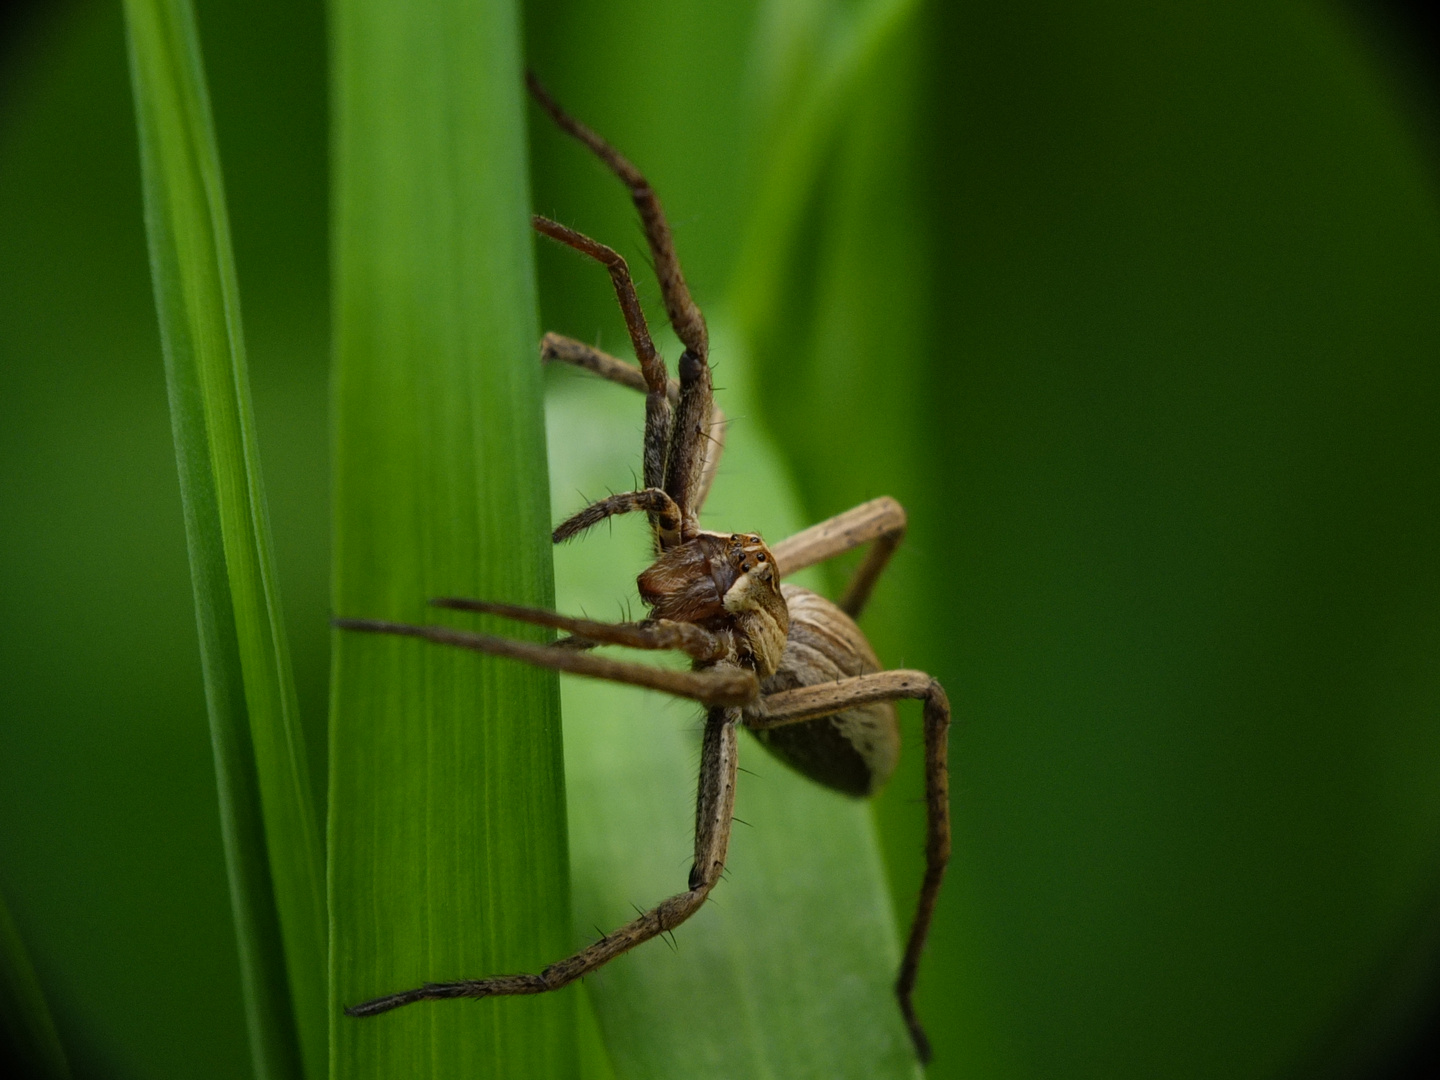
337,74 -> 952,1064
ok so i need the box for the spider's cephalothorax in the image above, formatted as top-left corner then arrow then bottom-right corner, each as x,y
336,73 -> 952,1065
639,531 -> 789,678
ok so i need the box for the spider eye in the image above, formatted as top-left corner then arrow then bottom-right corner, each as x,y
756,553 -> 766,562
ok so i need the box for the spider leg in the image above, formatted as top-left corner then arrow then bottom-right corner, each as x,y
527,73 -> 706,360
345,706 -> 741,1016
333,619 -> 756,706
662,351 -> 714,527
542,332 -> 675,399
691,406 -> 727,517
748,671 -> 950,1065
540,333 -> 729,520
429,597 -> 726,661
532,217 -> 672,497
527,75 -> 713,527
770,496 -> 908,618
551,487 -> 689,548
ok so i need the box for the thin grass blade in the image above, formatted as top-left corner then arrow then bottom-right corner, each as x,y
328,0 -> 576,1075
123,3 -> 326,1078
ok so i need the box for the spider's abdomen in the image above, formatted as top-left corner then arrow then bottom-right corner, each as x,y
753,584 -> 900,797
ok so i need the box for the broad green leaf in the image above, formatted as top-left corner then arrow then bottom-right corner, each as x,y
735,0 -> 943,1025
327,1 -> 576,1076
547,323 -> 921,1078
123,3 -> 326,1079
0,888 -> 71,1080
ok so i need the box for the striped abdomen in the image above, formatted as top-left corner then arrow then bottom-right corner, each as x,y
753,584 -> 900,797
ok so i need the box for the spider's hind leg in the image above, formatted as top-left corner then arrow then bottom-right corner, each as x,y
771,496 -> 908,618
749,670 -> 951,1064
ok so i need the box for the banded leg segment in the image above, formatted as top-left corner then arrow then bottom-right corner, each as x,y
552,488 -> 687,549
664,352 -> 714,525
750,670 -> 951,1065
771,496 -> 907,618
691,407 -> 727,516
345,707 -> 741,1016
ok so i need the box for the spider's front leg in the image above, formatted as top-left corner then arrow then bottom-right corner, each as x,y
344,705 -> 743,1016
528,76 -> 715,528
748,671 -> 951,1064
430,596 -> 724,659
549,486 -> 688,547
334,613 -> 754,705
531,216 -> 673,518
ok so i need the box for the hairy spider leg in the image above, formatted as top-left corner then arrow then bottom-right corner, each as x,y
691,403 -> 727,515
542,332 -> 666,396
527,75 -> 715,528
527,73 -> 706,360
540,332 -> 728,517
345,706 -> 741,1017
771,496 -> 908,618
532,218 -> 673,505
333,618 -> 756,706
749,671 -> 951,1065
766,496 -> 946,1061
429,597 -> 726,661
550,487 -> 689,549
663,350 -> 714,528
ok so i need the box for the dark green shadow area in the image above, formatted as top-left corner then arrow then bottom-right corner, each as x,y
752,2 -> 1440,1076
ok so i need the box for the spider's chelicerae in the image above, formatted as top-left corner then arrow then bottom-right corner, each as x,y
337,73 -> 952,1064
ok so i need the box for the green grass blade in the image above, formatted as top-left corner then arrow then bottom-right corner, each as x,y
122,3 -> 326,1079
328,1 -> 576,1076
0,888 -> 71,1080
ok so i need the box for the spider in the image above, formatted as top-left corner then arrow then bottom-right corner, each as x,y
337,73 -> 952,1064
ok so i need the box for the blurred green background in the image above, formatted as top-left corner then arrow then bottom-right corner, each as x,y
4,0 -> 1440,1077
